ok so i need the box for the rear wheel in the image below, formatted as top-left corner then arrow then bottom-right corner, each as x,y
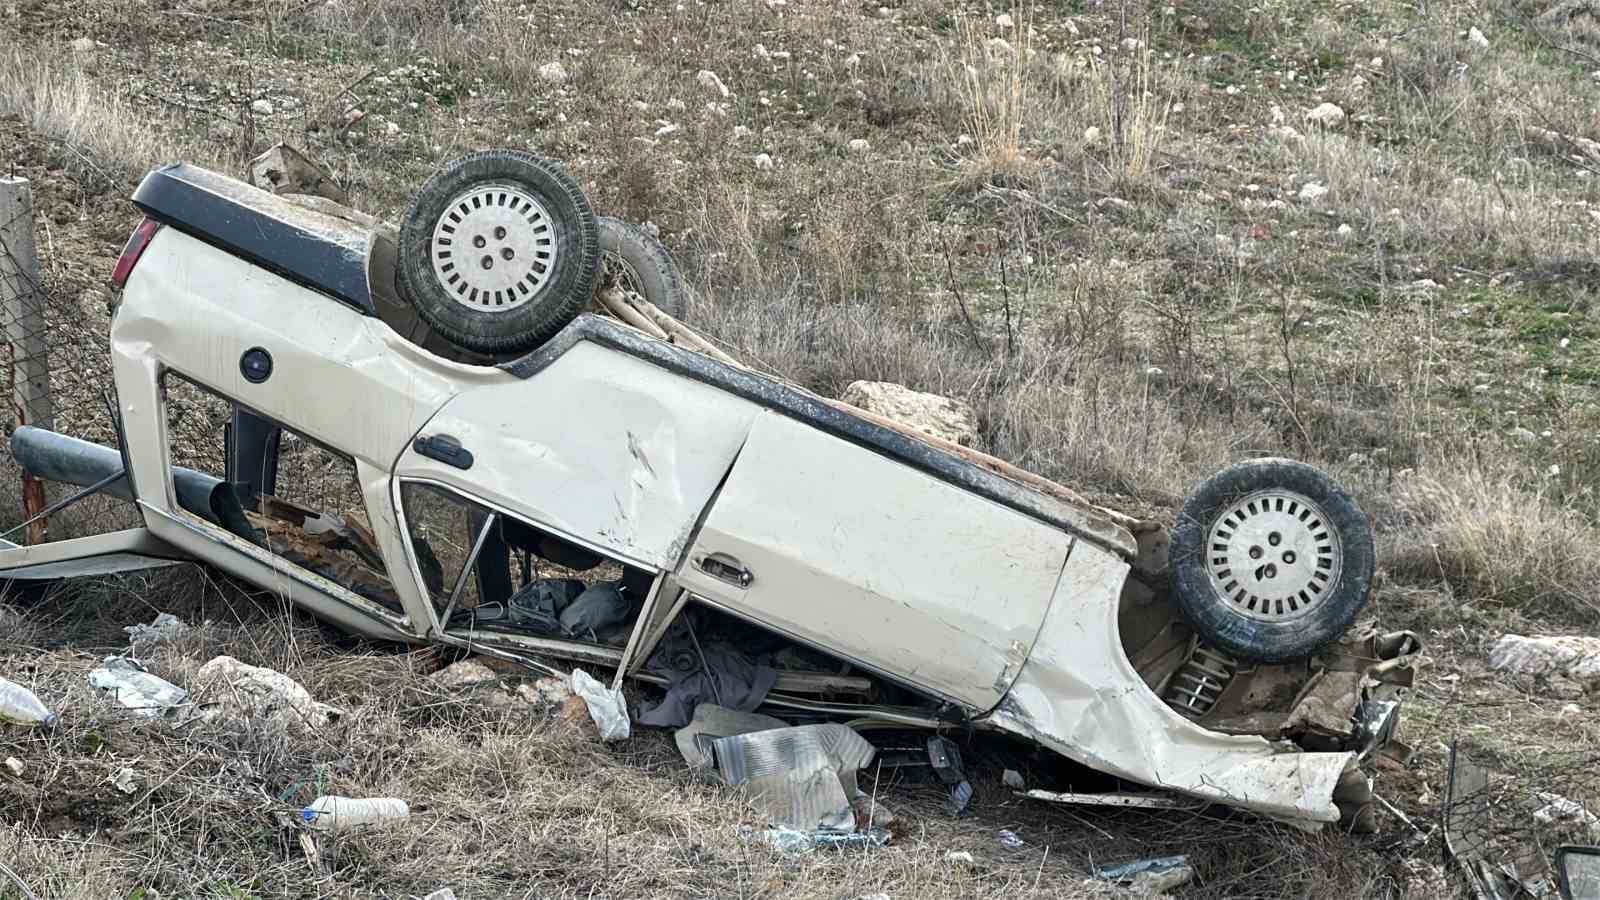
1169,458 -> 1375,662
396,150 -> 599,354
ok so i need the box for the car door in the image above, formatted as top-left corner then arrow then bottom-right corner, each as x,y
673,411 -> 1074,712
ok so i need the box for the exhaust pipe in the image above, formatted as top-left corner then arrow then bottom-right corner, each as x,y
10,426 -> 258,540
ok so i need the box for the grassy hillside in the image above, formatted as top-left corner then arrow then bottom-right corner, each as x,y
2,0 -> 1599,895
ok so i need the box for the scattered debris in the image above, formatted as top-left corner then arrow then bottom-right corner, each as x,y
570,668 -> 630,741
2,757 -> 21,777
0,677 -> 57,727
111,766 -> 138,795
1002,769 -> 1025,790
1024,789 -> 1205,810
124,612 -> 189,650
743,825 -> 889,854
1097,855 -> 1194,894
946,851 -> 976,865
250,98 -> 275,116
430,658 -> 499,689
1298,182 -> 1330,202
1490,634 -> 1600,690
847,138 -> 871,154
696,69 -> 730,98
838,381 -> 980,447
1468,26 -> 1490,47
537,61 -> 568,83
1533,792 -> 1600,839
754,152 -> 774,170
192,656 -> 339,731
87,657 -> 188,718
674,704 -> 788,772
423,890 -> 458,900
706,723 -> 877,832
300,795 -> 411,831
927,735 -> 973,815
997,829 -> 1024,850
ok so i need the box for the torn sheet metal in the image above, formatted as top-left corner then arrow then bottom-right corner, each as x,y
1023,789 -> 1207,810
708,723 -> 876,832
87,656 -> 188,718
674,704 -> 788,772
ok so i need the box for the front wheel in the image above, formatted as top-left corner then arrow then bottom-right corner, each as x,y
1169,458 -> 1376,663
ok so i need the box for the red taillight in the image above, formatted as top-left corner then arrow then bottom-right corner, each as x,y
111,217 -> 161,288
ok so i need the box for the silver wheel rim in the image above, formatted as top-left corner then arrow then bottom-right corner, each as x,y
1203,488 -> 1343,622
430,184 -> 557,312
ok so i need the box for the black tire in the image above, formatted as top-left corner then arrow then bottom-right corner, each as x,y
1169,458 -> 1375,663
396,150 -> 599,354
598,216 -> 688,319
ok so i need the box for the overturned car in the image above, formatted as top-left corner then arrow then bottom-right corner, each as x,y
0,150 -> 1418,828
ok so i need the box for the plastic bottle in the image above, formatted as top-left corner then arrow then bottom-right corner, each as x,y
0,677 -> 57,728
300,796 -> 410,830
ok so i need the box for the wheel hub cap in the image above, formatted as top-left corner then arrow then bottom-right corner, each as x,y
430,185 -> 557,312
1203,488 -> 1343,622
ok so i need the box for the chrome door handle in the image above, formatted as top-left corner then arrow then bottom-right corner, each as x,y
699,553 -> 753,588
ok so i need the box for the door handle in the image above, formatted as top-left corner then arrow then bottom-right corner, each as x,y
699,553 -> 753,588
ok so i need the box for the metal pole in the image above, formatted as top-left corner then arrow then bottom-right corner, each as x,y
0,176 -> 52,545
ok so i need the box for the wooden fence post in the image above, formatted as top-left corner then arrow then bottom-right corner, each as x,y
0,176 -> 53,544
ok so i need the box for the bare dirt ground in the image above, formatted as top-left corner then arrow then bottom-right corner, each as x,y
3,0 -> 1600,895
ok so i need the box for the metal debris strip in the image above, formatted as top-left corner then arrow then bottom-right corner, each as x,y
1444,742 -> 1600,899
1023,789 -> 1208,810
710,723 -> 876,832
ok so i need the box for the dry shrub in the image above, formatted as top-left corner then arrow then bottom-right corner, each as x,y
948,8 -> 1038,188
1385,465 -> 1600,624
1083,37 -> 1172,183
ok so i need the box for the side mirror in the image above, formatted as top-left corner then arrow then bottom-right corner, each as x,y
1556,846 -> 1600,900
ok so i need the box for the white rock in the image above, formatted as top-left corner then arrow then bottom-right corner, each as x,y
1064,18 -> 1079,36
996,13 -> 1014,27
1273,124 -> 1303,141
1562,703 -> 1583,717
847,138 -> 870,154
250,99 -> 275,116
1305,101 -> 1346,128
845,53 -> 861,69
754,153 -> 774,170
3,757 -> 21,776
877,5 -> 892,17
988,37 -> 1013,55
733,125 -> 751,139
947,851 -> 976,865
70,36 -> 96,54
1298,182 -> 1329,202
696,69 -> 729,98
1490,635 -> 1600,689
538,62 -> 568,83
1468,26 -> 1489,48
112,766 -> 137,795
839,381 -> 980,447
432,659 -> 498,689
1508,426 -> 1538,443
655,123 -> 679,137
1337,223 -> 1354,238
1084,125 -> 1102,145
957,134 -> 974,146
385,121 -> 400,135
1371,56 -> 1384,68
1561,337 -> 1572,348
1549,464 -> 1563,478
1121,37 -> 1142,52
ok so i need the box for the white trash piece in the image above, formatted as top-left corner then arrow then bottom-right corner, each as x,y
570,668 -> 630,741
300,795 -> 410,831
194,655 -> 339,730
87,656 -> 188,718
0,677 -> 57,728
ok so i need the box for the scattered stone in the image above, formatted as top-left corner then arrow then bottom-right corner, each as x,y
1179,14 -> 1209,32
3,757 -> 21,777
1084,125 -> 1102,145
754,153 -> 774,170
1468,26 -> 1489,47
423,890 -> 459,900
1304,101 -> 1346,128
839,381 -> 980,447
112,766 -> 138,795
1507,426 -> 1538,443
250,99 -> 275,116
988,37 -> 1013,55
847,138 -> 870,154
1298,182 -> 1329,202
69,36 -> 95,54
537,61 -> 569,84
696,69 -> 729,98
996,12 -> 1014,27
385,121 -> 400,136
431,659 -> 498,689
1121,37 -> 1142,52
666,97 -> 687,112
845,52 -> 861,69
1562,702 -> 1583,717
125,613 -> 189,649
655,123 -> 679,137
1337,223 -> 1354,238
1489,635 -> 1600,690
1272,124 -> 1304,141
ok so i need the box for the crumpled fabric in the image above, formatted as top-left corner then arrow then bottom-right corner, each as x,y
638,613 -> 778,728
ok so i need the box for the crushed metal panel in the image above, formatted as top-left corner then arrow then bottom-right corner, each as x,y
708,723 -> 876,831
983,539 -> 1353,823
397,341 -> 760,571
0,528 -> 191,580
1023,789 -> 1207,810
675,411 -> 1072,711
